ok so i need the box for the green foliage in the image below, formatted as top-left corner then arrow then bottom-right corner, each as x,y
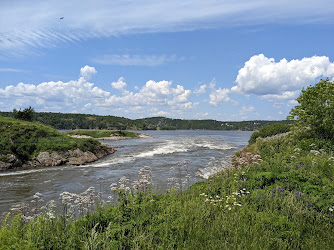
138,116 -> 293,131
13,106 -> 35,122
289,78 -> 334,140
64,129 -> 140,138
1,128 -> 334,249
0,110 -> 292,131
0,116 -> 101,161
249,123 -> 291,144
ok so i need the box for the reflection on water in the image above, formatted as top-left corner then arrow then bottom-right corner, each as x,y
0,130 -> 252,214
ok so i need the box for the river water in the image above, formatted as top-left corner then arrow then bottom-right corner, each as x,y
0,130 -> 252,214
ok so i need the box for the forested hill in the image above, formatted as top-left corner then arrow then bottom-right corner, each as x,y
137,117 -> 292,131
0,111 -> 292,131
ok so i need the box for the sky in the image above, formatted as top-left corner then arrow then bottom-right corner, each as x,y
1,0 -> 334,121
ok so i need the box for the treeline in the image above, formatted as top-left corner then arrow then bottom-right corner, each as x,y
138,117 -> 293,131
0,111 -> 292,131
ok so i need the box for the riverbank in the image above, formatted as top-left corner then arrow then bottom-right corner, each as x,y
1,127 -> 333,249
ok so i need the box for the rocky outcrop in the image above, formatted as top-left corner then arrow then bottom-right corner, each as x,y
0,155 -> 22,171
0,144 -> 115,171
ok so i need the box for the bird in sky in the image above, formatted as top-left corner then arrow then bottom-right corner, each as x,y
60,17 -> 64,20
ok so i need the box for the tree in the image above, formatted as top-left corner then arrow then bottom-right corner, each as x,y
13,106 -> 35,121
288,78 -> 334,140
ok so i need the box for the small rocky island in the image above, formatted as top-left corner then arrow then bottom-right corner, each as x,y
0,117 -> 149,171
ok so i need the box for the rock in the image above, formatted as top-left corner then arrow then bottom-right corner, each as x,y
0,161 -> 11,171
68,151 -> 98,165
0,155 -> 22,171
36,152 -> 67,167
95,144 -> 115,158
0,144 -> 115,171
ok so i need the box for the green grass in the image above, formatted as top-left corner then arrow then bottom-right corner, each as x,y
1,127 -> 333,249
0,116 -> 101,161
64,129 -> 140,138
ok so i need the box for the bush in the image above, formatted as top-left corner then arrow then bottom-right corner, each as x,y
249,123 -> 290,144
13,107 -> 35,122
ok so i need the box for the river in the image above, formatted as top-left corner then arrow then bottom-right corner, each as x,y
0,130 -> 252,214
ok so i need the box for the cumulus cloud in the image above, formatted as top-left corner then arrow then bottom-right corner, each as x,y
153,111 -> 170,116
80,65 -> 97,80
0,67 -> 109,112
231,54 -> 334,100
194,84 -> 207,94
208,81 -> 231,106
240,106 -> 255,115
111,77 -> 127,91
102,79 -> 194,110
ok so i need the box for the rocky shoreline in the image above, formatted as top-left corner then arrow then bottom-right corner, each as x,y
0,144 -> 115,171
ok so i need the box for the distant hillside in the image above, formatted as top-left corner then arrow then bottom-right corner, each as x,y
0,111 -> 293,131
137,117 -> 293,131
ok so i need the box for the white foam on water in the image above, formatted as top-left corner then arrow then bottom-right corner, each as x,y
87,140 -> 193,167
0,166 -> 69,177
194,138 -> 236,150
136,140 -> 190,158
86,156 -> 135,167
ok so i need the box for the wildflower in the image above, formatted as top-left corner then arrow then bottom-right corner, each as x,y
329,207 -> 333,212
310,150 -> 320,155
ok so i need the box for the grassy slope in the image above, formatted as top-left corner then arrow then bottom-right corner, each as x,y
64,129 -> 140,138
0,117 -> 101,161
1,129 -> 333,249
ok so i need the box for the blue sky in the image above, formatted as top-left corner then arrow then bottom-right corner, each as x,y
1,0 -> 334,121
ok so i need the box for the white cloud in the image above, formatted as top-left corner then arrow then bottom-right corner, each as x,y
0,68 -> 26,72
84,103 -> 92,109
208,81 -> 231,106
232,54 -> 334,100
153,111 -> 170,117
80,65 -> 97,80
196,112 -> 209,119
240,106 -> 255,115
1,1 -> 333,56
194,84 -> 207,94
209,88 -> 231,106
261,91 -> 300,101
0,67 -> 109,112
111,77 -> 127,91
93,54 -> 182,66
102,79 -> 194,111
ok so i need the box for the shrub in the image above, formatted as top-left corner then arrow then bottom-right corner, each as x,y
13,107 -> 35,122
249,123 -> 290,144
